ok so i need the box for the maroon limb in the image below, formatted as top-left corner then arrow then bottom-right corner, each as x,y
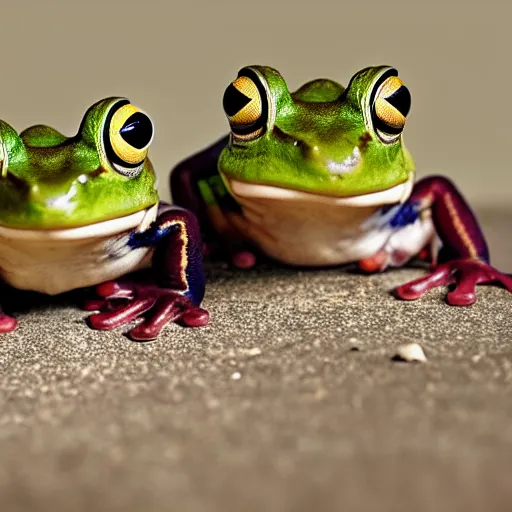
395,176 -> 512,305
84,280 -> 209,341
85,206 -> 209,341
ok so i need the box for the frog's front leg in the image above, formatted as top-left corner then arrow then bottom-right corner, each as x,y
386,176 -> 512,305
85,205 -> 209,341
170,137 -> 258,269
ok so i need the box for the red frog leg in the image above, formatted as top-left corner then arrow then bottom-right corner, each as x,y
85,205 -> 209,341
390,176 -> 512,305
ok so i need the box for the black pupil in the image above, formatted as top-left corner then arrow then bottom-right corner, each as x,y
386,86 -> 411,118
120,112 -> 153,149
223,83 -> 252,118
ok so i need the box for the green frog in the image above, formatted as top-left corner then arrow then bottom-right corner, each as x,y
0,97 -> 208,341
170,65 -> 511,305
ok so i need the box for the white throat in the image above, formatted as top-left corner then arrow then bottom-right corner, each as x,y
224,176 -> 415,267
0,204 -> 159,295
228,173 -> 414,207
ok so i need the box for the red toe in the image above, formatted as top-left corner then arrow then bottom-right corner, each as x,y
0,315 -> 18,333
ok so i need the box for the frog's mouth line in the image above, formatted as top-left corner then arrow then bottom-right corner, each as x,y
227,173 -> 414,207
0,204 -> 158,242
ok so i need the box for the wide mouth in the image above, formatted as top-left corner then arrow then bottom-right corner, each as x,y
0,204 -> 158,242
227,173 -> 414,207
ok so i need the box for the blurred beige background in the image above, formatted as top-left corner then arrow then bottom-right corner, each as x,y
0,0 -> 510,208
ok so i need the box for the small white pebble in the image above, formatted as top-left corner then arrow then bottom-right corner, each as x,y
231,372 -> 242,380
246,347 -> 262,357
393,343 -> 427,363
471,354 -> 483,363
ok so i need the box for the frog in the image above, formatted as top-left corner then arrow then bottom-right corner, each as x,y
169,65 -> 511,305
0,97 -> 209,341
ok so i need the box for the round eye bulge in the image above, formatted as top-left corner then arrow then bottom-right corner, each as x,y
104,101 -> 154,177
372,74 -> 411,140
222,71 -> 268,140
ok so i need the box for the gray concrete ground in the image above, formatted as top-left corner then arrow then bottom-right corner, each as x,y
0,209 -> 511,512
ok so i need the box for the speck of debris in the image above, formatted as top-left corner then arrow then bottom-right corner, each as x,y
349,346 -> 361,352
230,372 -> 242,380
392,343 -> 427,363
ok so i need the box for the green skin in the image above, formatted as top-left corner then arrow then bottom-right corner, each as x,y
0,97 -> 158,229
171,64 -> 512,307
219,65 -> 415,196
0,97 -> 209,341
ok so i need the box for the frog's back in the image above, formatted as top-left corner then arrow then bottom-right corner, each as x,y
292,79 -> 345,103
20,125 -> 69,147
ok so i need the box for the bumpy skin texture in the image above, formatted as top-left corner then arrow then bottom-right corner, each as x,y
0,98 -> 209,340
0,98 -> 159,229
218,66 -> 414,197
170,65 -> 511,306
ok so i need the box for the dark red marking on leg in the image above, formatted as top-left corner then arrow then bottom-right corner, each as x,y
395,176 -> 511,304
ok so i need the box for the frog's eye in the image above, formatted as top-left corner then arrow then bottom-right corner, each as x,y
371,72 -> 411,142
223,70 -> 268,141
103,100 -> 154,177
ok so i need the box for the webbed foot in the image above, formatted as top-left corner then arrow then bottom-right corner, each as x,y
395,259 -> 512,306
84,278 -> 209,341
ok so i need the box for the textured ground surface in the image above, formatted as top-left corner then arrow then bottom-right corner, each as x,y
0,209 -> 510,512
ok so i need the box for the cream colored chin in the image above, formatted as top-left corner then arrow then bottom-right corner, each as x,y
228,173 -> 414,207
0,204 -> 158,241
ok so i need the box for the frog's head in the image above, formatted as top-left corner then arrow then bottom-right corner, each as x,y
0,97 -> 158,229
219,65 -> 415,204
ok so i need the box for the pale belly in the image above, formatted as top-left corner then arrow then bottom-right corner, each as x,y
237,197 -> 393,265
229,180 -> 434,267
0,205 -> 158,295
